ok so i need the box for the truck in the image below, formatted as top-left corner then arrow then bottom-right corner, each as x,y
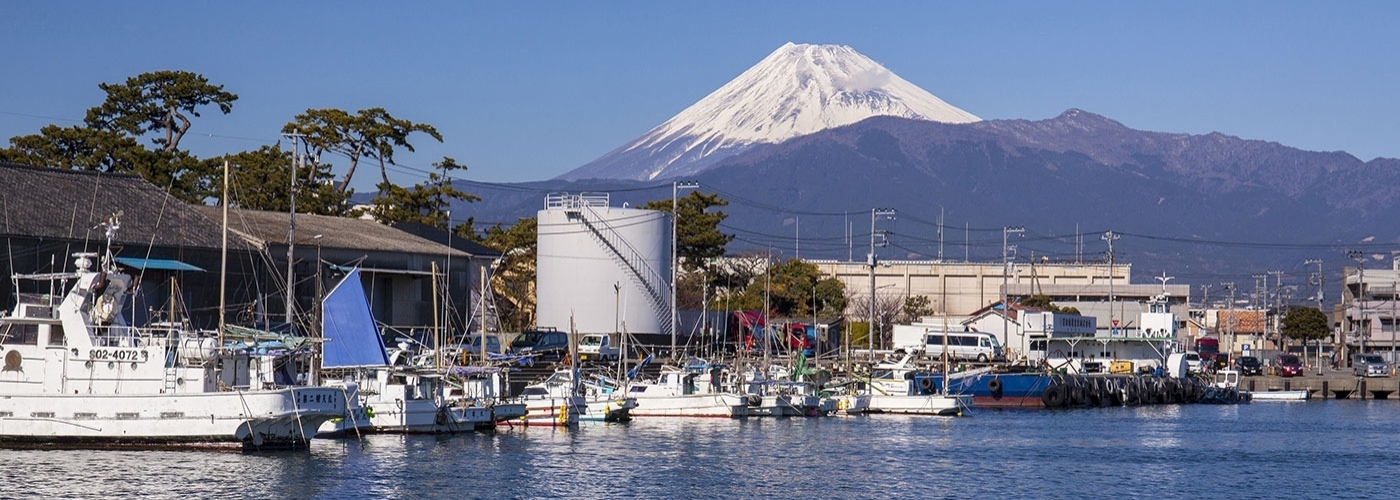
1195,337 -> 1220,363
578,333 -> 620,362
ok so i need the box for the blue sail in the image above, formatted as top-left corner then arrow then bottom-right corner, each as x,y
321,269 -> 389,368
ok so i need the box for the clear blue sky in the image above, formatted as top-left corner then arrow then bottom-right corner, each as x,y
2,1 -> 1396,189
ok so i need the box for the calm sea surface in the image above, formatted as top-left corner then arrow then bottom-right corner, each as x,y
6,401 -> 1398,499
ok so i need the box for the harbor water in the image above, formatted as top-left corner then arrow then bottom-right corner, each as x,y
7,401 -> 1398,499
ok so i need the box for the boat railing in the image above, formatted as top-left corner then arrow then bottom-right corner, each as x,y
88,325 -> 186,348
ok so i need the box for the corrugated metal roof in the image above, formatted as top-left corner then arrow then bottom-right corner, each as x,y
0,162 -> 231,250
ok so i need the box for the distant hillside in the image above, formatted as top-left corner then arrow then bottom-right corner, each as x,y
455,110 -> 1400,285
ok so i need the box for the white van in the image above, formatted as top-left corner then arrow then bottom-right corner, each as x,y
914,331 -> 1005,363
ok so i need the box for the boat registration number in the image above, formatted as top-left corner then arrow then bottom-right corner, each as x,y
89,349 -> 148,362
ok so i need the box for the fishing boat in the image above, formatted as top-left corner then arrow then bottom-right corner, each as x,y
316,270 -> 494,435
625,361 -> 749,418
519,369 -> 636,423
0,221 -> 345,450
449,366 -> 529,423
839,353 -> 971,416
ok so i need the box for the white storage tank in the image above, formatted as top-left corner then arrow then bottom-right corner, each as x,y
536,193 -> 670,335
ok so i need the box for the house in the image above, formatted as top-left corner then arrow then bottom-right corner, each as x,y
196,207 -> 495,336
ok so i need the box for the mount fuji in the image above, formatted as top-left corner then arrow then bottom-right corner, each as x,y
556,42 -> 979,181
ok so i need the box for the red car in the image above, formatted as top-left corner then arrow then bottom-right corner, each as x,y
1276,354 -> 1304,377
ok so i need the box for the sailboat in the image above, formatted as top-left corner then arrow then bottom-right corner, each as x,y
0,217 -> 346,449
316,269 -> 493,435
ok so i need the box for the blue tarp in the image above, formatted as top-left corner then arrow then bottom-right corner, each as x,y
321,269 -> 389,368
114,257 -> 205,272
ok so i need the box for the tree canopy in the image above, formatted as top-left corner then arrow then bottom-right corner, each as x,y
368,156 -> 480,228
84,70 -> 238,152
1281,307 -> 1329,342
214,145 -> 348,215
642,191 -> 734,273
719,259 -> 846,318
282,107 -> 442,195
1021,294 -> 1081,315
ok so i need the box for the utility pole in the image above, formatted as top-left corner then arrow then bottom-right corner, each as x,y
937,206 -> 944,262
1305,258 -> 1324,374
1102,231 -> 1120,334
1156,271 -> 1175,294
1349,250 -> 1367,356
1223,282 -> 1237,352
868,208 -> 895,362
1268,270 -> 1284,349
670,180 -> 698,358
1304,258 -> 1324,311
1002,226 -> 1024,349
1260,273 -> 1271,347
281,131 -> 304,327
1201,284 -> 1212,310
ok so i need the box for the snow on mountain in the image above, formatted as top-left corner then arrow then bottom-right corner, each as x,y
556,42 -> 980,181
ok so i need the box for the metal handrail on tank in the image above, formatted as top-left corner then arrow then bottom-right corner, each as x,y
545,192 -> 610,210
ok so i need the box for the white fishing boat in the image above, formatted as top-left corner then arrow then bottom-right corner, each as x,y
449,366 -> 529,424
520,369 -> 636,423
625,363 -> 749,418
0,222 -> 344,450
316,270 -> 494,436
516,385 -> 586,427
1213,370 -> 1297,401
863,382 -> 971,416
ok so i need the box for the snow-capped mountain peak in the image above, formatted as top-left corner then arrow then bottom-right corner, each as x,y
557,42 -> 979,181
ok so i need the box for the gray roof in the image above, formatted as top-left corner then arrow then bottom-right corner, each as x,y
0,162 -> 229,249
195,206 -> 467,257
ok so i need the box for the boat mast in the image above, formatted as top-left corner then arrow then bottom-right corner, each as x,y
219,160 -> 228,346
283,133 -> 302,329
432,261 -> 441,370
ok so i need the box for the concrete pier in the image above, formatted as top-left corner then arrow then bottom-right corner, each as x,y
1241,367 -> 1400,400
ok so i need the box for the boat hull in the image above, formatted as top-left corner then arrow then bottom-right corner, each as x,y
629,394 -> 748,418
0,387 -> 345,450
862,394 -> 970,416
514,397 -> 585,427
582,397 -> 637,422
1247,390 -> 1309,401
952,373 -> 1056,409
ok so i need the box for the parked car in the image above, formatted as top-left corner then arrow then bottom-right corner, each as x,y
1276,354 -> 1304,377
1352,354 -> 1390,378
510,329 -> 569,360
443,333 -> 502,362
1184,351 -> 1202,373
1237,355 -> 1263,376
578,333 -> 621,362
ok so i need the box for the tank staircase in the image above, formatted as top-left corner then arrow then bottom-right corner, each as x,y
560,201 -> 673,339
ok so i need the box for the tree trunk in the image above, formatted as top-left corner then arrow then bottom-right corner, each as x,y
169,108 -> 191,153
337,143 -> 363,194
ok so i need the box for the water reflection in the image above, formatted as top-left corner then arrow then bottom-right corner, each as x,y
7,402 -> 1400,498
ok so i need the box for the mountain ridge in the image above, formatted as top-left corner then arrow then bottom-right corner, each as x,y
557,42 -> 979,182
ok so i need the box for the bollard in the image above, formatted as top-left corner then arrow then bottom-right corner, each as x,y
1249,380 -> 1255,392
1284,380 -> 1291,391
1361,380 -> 1368,399
1322,381 -> 1329,399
